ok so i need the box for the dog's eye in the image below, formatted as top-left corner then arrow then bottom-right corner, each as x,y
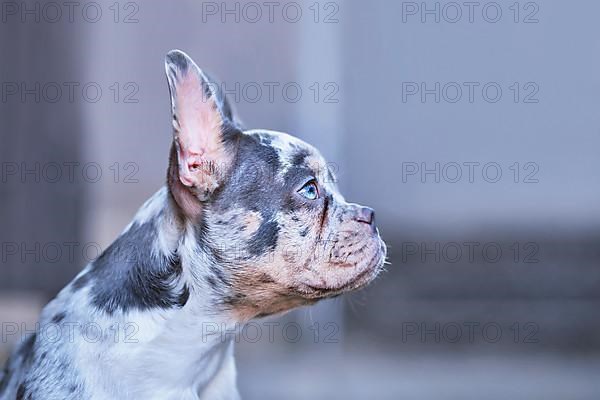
298,179 -> 319,200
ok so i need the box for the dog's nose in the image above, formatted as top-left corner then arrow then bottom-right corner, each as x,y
355,206 -> 375,226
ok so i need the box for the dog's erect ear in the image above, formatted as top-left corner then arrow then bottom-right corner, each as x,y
165,50 -> 235,203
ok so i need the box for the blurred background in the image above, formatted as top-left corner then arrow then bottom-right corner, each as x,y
1,0 -> 599,398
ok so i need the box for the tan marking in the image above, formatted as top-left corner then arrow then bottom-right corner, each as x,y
242,212 -> 262,237
224,207 -> 385,321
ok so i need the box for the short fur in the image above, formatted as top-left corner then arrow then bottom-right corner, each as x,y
0,50 -> 386,400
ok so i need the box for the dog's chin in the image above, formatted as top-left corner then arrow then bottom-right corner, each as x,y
299,238 -> 387,300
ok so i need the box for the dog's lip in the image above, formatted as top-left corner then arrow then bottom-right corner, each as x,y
302,250 -> 384,295
304,267 -> 372,292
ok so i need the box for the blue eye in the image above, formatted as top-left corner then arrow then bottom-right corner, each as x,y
298,179 -> 319,200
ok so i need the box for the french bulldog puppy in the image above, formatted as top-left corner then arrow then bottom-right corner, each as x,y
0,50 -> 386,400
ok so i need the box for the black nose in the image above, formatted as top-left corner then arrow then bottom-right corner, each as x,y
356,206 -> 375,226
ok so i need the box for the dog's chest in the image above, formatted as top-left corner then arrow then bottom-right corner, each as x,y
5,282 -> 237,400
75,309 -> 236,399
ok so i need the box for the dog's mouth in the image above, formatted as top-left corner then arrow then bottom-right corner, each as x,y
299,239 -> 386,298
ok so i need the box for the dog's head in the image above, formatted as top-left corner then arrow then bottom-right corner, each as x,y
164,50 -> 386,320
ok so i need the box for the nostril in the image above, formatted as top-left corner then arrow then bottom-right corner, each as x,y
356,207 -> 375,225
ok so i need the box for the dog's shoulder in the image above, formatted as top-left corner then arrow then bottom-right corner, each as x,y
1,299 -> 89,399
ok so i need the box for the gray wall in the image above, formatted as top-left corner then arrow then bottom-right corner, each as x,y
1,3 -> 85,294
342,1 -> 600,232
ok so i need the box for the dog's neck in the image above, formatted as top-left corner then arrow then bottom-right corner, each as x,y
127,185 -> 230,316
66,187 -> 241,398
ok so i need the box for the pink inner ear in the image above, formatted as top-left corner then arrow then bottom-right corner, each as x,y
174,69 -> 223,187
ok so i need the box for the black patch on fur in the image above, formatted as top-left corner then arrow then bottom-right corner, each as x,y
283,165 -> 314,188
218,133 -> 282,212
213,132 -> 327,258
51,312 -> 66,324
193,213 -> 210,244
198,131 -> 327,266
257,134 -> 272,145
18,335 -> 36,362
291,148 -> 310,166
213,133 -> 285,256
177,285 -> 190,307
87,220 -> 187,315
206,275 -> 217,288
300,227 -> 309,237
248,220 -> 280,255
16,383 -> 26,399
209,265 -> 229,286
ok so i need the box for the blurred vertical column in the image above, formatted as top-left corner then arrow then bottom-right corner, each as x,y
0,0 -> 85,297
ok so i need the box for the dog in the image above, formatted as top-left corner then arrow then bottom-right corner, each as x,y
0,50 -> 386,400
